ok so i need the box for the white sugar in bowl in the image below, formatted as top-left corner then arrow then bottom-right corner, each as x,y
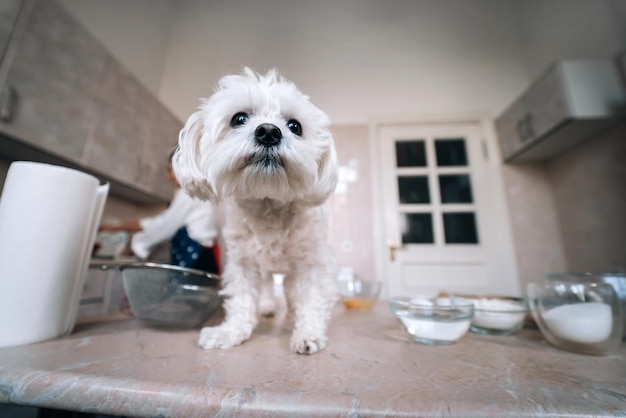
389,296 -> 474,345
527,282 -> 623,355
470,297 -> 529,335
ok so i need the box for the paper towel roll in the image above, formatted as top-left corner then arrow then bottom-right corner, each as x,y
0,162 -> 109,347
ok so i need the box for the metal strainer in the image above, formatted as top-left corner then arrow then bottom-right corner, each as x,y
93,262 -> 222,328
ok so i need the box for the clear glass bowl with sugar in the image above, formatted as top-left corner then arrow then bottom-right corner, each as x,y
389,296 -> 474,345
527,282 -> 623,355
469,297 -> 529,335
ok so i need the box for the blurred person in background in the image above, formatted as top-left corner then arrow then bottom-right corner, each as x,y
99,150 -> 220,274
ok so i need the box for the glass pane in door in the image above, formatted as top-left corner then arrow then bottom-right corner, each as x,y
439,174 -> 473,203
398,176 -> 430,204
443,212 -> 479,244
400,213 -> 434,244
396,141 -> 427,167
435,139 -> 467,166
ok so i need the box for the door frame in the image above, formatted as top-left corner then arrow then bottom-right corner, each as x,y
369,113 -> 520,298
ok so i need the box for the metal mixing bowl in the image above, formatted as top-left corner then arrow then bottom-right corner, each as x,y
93,261 -> 222,328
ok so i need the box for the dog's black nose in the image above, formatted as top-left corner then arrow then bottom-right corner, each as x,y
255,123 -> 282,147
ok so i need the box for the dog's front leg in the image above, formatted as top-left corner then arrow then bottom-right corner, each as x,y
198,264 -> 259,350
286,266 -> 339,354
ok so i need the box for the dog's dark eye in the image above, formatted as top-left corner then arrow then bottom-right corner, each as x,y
287,119 -> 302,136
230,112 -> 249,128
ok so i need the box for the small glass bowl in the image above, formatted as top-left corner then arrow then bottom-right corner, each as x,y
469,297 -> 529,336
389,296 -> 474,345
339,279 -> 382,309
527,282 -> 623,355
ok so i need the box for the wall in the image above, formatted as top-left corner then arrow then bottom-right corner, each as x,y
58,0 -> 175,96
515,0 -> 625,78
547,124 -> 626,273
158,0 -> 529,125
327,125 -> 376,280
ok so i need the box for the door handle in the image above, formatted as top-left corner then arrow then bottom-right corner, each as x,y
387,239 -> 407,262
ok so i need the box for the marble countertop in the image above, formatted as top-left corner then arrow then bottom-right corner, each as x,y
0,304 -> 624,417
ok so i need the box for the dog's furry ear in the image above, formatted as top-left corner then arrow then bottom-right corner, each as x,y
172,110 -> 217,202
306,132 -> 339,206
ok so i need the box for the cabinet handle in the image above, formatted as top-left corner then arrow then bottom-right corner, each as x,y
516,119 -> 525,141
518,113 -> 536,143
0,85 -> 16,123
524,113 -> 535,139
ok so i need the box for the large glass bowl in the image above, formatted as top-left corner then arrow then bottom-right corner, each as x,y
527,281 -> 623,355
547,272 -> 626,340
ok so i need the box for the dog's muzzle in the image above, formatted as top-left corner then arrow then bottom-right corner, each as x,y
255,123 -> 282,147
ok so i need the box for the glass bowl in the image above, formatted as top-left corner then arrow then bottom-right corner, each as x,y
339,278 -> 382,309
389,296 -> 474,345
113,262 -> 222,328
547,272 -> 626,340
469,297 -> 529,335
527,282 -> 623,355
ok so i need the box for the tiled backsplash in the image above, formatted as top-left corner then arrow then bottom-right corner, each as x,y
503,122 -> 626,290
327,125 -> 376,281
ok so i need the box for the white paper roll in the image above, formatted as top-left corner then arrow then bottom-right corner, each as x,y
0,162 -> 109,347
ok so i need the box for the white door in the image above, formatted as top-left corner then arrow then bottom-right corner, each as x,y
377,120 -> 517,297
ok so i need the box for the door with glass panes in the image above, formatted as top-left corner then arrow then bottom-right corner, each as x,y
378,121 -> 503,297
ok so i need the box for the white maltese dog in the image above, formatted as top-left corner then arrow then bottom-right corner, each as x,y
173,68 -> 339,354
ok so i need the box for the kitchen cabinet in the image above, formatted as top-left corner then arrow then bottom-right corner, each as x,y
0,0 -> 179,204
137,102 -> 179,200
0,0 -> 22,64
81,57 -> 152,189
0,0 -> 106,162
82,55 -> 177,202
495,59 -> 626,162
616,50 -> 626,84
77,266 -> 126,320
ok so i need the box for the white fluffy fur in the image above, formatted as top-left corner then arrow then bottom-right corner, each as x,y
173,68 -> 339,354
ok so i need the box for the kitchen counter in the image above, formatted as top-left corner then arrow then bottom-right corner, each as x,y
0,304 -> 624,417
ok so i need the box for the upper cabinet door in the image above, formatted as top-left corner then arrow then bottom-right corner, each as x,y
495,59 -> 626,162
522,64 -> 569,141
137,103 -> 180,201
0,0 -> 22,62
0,0 -> 106,161
81,56 -> 151,186
493,96 -> 526,160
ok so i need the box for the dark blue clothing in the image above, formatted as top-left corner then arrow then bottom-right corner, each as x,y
170,227 -> 218,274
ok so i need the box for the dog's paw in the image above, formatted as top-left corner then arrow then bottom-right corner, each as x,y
290,333 -> 327,355
198,325 -> 250,350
